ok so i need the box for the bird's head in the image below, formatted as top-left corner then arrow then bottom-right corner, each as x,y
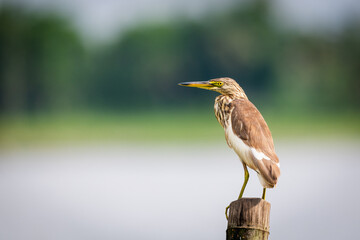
178,77 -> 247,99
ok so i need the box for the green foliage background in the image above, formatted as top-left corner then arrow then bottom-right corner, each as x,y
0,0 -> 359,146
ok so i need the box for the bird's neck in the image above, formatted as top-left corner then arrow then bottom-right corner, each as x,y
234,92 -> 248,99
219,85 -> 248,100
225,91 -> 248,100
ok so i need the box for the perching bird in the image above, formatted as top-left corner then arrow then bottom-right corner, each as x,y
178,77 -> 280,217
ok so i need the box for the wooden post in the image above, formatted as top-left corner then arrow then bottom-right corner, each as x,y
226,198 -> 271,240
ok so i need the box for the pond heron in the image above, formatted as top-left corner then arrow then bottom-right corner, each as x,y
178,77 -> 280,218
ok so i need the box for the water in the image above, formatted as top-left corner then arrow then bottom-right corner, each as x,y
0,140 -> 359,240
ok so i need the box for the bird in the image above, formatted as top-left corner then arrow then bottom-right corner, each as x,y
178,77 -> 280,218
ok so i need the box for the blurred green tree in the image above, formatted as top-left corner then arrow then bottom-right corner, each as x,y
0,6 -> 86,113
0,0 -> 359,115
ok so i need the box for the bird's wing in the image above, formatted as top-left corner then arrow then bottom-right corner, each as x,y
231,99 -> 280,186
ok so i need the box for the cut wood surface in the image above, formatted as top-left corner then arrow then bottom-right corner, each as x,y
226,198 -> 271,240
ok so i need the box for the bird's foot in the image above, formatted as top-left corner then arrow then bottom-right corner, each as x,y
225,205 -> 230,220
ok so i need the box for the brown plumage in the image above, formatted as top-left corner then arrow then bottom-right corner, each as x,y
226,98 -> 280,187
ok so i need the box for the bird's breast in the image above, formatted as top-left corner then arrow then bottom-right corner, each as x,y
214,95 -> 233,129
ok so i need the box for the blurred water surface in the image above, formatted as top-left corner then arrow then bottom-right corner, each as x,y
0,140 -> 359,240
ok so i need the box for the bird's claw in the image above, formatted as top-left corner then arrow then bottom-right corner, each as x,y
225,205 -> 230,220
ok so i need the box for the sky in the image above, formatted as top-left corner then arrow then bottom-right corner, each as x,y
2,0 -> 360,42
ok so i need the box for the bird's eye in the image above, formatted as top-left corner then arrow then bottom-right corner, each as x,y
212,82 -> 224,87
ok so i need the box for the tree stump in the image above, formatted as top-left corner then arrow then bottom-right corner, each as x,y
226,198 -> 271,240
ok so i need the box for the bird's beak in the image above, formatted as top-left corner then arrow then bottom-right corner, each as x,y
178,81 -> 214,89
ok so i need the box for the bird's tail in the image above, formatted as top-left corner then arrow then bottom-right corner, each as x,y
254,158 -> 280,188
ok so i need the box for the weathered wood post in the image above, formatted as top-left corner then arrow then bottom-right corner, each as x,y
226,198 -> 271,240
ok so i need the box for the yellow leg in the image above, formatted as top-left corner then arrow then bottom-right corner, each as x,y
262,188 -> 266,200
226,163 -> 250,220
238,163 -> 249,199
